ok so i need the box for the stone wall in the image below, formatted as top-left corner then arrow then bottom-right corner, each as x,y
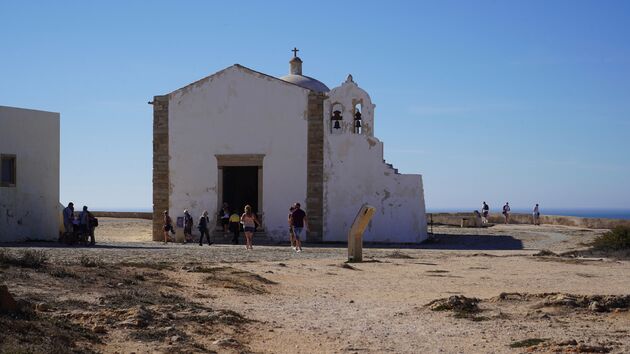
306,92 -> 326,242
92,211 -> 152,220
152,95 -> 169,241
321,78 -> 427,243
428,212 -> 630,229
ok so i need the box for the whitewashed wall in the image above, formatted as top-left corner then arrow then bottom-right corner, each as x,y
168,66 -> 310,240
322,78 -> 427,243
0,106 -> 60,242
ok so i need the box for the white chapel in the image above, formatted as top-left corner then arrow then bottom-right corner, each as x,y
151,50 -> 427,243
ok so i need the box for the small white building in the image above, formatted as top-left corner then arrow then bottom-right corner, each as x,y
152,52 -> 427,243
0,105 -> 60,242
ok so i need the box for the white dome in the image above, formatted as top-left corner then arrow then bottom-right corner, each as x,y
280,74 -> 330,93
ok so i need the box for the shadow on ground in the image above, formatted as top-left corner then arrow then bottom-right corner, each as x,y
420,234 -> 524,250
3,232 -> 524,251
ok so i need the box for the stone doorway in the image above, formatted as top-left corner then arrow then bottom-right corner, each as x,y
222,166 -> 258,214
216,154 -> 264,222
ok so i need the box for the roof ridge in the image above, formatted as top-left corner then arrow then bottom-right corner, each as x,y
165,64 -> 313,97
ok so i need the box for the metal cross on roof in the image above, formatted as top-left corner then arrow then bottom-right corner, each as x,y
292,47 -> 299,57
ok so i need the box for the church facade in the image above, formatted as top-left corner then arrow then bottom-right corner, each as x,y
152,53 -> 426,243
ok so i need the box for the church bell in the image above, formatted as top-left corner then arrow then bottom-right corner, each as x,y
331,110 -> 342,130
354,111 -> 362,128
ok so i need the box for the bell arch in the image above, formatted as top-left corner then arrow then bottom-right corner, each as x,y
323,74 -> 375,137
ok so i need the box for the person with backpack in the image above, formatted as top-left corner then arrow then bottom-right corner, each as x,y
481,201 -> 489,224
163,210 -> 175,243
198,210 -> 213,246
502,202 -> 511,224
533,204 -> 541,225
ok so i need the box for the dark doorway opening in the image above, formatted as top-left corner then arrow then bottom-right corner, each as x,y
222,166 -> 258,215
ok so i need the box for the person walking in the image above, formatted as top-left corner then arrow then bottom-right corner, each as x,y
241,205 -> 260,250
229,210 -> 241,245
502,202 -> 511,224
183,209 -> 194,243
198,210 -> 212,246
481,201 -> 489,224
533,203 -> 541,225
288,205 -> 296,250
163,210 -> 174,243
289,202 -> 308,253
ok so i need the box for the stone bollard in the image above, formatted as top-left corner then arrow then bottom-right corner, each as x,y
348,204 -> 376,262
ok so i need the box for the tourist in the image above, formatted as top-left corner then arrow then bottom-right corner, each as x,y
290,202 -> 308,253
62,202 -> 75,240
288,205 -> 296,250
87,211 -> 98,245
533,203 -> 541,225
502,202 -> 511,224
198,210 -> 212,246
481,201 -> 489,224
183,209 -> 193,243
163,210 -> 174,243
220,205 -> 230,236
229,210 -> 241,244
241,205 -> 260,250
79,206 -> 95,245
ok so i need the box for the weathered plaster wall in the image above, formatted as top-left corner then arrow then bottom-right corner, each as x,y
0,106 -> 60,242
322,79 -> 427,243
167,65 -> 311,241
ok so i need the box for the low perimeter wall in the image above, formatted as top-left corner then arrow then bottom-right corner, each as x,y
92,211 -> 152,220
428,212 -> 630,229
92,211 -> 630,230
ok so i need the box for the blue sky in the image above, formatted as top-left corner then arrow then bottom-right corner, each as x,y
1,1 -> 629,211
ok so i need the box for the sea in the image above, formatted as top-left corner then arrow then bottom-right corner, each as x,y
427,208 -> 630,220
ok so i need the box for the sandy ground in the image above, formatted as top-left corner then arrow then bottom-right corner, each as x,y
1,218 -> 629,353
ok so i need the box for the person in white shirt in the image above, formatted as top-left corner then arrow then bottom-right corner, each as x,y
502,202 -> 511,224
533,204 -> 540,225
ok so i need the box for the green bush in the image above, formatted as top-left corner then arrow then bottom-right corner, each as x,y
592,226 -> 630,251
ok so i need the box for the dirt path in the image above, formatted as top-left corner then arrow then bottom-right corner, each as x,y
1,219 -> 628,353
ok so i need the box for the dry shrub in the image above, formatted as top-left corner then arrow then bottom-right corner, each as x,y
591,226 -> 630,251
79,255 -> 103,268
0,249 -> 48,269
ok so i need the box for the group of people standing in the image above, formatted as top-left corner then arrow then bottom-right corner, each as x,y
61,202 -> 98,245
162,202 -> 262,249
480,201 -> 541,225
161,201 -> 308,252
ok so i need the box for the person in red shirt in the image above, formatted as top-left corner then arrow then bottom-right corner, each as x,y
289,202 -> 308,253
